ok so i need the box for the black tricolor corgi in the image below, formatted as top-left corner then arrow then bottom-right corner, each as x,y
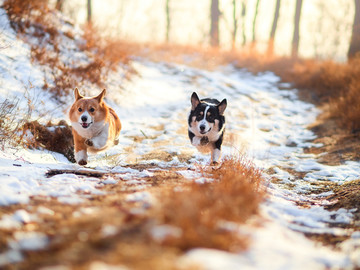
188,92 -> 227,164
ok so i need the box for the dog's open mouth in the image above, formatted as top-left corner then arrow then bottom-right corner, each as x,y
200,128 -> 211,135
80,122 -> 92,129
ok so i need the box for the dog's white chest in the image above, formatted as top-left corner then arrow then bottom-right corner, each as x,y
72,121 -> 107,139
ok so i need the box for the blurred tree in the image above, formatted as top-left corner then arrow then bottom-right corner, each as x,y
166,0 -> 171,42
291,0 -> 302,58
348,0 -> 360,59
210,0 -> 220,46
252,0 -> 260,45
241,0 -> 247,46
56,0 -> 64,11
232,0 -> 238,49
267,0 -> 281,55
87,0 -> 92,25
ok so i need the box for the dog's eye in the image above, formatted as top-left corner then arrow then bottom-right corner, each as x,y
207,113 -> 215,121
78,108 -> 82,112
89,108 -> 95,113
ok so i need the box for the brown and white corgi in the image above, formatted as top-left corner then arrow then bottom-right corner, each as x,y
69,88 -> 121,165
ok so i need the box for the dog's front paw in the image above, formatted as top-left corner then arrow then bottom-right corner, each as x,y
75,150 -> 88,166
85,139 -> 93,147
78,159 -> 87,166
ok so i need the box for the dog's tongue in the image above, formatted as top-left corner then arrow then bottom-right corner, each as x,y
81,123 -> 89,128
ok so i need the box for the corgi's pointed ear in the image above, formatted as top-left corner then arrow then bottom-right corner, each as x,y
74,88 -> 84,100
96,89 -> 106,102
218,98 -> 227,115
191,92 -> 200,110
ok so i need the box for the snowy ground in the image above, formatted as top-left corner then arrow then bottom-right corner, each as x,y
1,6 -> 360,269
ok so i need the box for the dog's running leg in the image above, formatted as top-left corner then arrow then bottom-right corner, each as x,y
211,134 -> 224,164
73,130 -> 88,165
211,148 -> 221,164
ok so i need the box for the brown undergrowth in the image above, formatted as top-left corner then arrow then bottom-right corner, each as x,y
22,120 -> 75,162
158,156 -> 265,251
3,0 -> 133,99
0,99 -> 26,149
227,53 -> 360,164
0,94 -> 34,149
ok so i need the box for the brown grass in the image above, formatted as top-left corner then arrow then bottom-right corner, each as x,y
158,156 -> 265,251
226,52 -> 360,132
3,0 -> 133,98
22,120 -> 75,162
331,76 -> 360,131
0,99 -> 22,148
0,97 -> 33,149
229,52 -> 360,162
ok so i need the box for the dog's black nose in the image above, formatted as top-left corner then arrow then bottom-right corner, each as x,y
200,125 -> 206,131
81,115 -> 88,122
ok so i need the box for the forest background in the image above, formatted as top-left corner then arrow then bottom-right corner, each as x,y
54,0 -> 360,61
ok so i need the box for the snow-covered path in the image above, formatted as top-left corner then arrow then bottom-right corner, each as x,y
111,61 -> 360,269
1,59 -> 360,269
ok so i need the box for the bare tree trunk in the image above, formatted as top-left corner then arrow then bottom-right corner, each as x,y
87,0 -> 92,25
251,0 -> 260,45
232,0 -> 238,49
55,0 -> 64,11
210,0 -> 220,47
241,1 -> 246,46
291,0 -> 303,58
267,0 -> 281,55
348,0 -> 360,59
166,0 -> 171,42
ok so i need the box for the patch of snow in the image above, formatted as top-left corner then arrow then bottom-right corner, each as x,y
102,177 -> 118,185
12,209 -> 32,224
37,206 -> 55,216
0,214 -> 22,230
101,225 -> 119,238
72,207 -> 99,218
150,224 -> 182,243
10,231 -> 49,251
0,250 -> 23,268
176,169 -> 203,180
182,220 -> 350,270
125,191 -> 155,208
